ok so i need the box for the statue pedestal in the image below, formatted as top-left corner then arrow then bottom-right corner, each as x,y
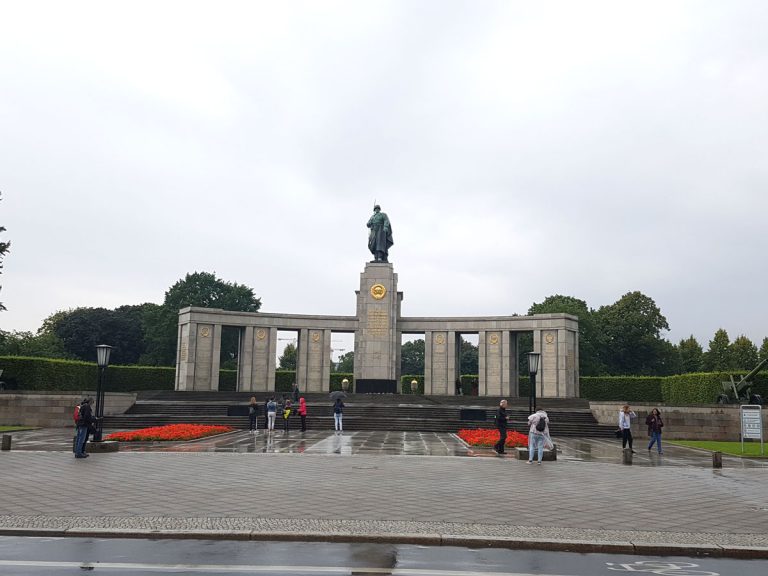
354,263 -> 402,392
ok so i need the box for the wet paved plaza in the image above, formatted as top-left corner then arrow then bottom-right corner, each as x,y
5,427 -> 767,467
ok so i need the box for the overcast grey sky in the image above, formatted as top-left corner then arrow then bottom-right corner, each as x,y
2,1 -> 767,351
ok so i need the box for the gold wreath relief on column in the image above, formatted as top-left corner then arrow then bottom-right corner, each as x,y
256,329 -> 266,340
489,334 -> 499,345
370,283 -> 387,300
436,334 -> 445,345
545,332 -> 555,344
311,332 -> 321,342
200,327 -> 210,338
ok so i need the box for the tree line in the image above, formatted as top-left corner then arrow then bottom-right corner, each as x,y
1,270 -> 766,377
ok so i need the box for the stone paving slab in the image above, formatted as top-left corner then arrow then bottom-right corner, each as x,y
1,429 -> 768,556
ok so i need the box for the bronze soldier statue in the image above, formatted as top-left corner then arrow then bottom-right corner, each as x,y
367,204 -> 393,263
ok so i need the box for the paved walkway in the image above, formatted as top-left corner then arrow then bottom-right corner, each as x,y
1,428 -> 767,557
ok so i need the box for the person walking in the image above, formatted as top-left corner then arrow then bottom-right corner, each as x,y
494,399 -> 510,455
527,409 -> 550,464
292,382 -> 300,403
248,396 -> 258,434
74,398 -> 93,459
266,397 -> 277,432
333,397 -> 344,433
619,404 -> 637,453
298,397 -> 307,432
646,408 -> 664,454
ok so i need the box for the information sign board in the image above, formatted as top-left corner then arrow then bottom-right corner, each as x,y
740,405 -> 764,455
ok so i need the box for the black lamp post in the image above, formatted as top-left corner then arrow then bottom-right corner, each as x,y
528,351 -> 540,415
93,344 -> 113,442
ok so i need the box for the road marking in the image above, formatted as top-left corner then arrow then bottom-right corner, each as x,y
0,560 -> 565,575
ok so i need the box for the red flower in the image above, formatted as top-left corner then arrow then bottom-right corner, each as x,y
457,428 -> 528,448
105,424 -> 233,442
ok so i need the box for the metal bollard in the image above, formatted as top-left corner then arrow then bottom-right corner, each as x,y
622,448 -> 633,465
1,434 -> 11,451
712,451 -> 723,469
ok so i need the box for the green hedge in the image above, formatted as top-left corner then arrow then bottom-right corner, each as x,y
580,376 -> 664,402
400,375 -> 424,394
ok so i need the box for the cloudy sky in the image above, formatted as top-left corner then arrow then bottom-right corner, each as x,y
2,1 -> 767,352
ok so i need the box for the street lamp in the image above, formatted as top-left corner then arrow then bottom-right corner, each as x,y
93,344 -> 113,442
527,351 -> 540,415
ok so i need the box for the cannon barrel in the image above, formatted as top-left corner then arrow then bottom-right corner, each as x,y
736,357 -> 768,388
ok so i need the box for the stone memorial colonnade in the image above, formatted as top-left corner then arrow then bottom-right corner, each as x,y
175,263 -> 579,398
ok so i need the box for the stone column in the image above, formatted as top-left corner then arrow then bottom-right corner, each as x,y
296,328 -> 309,391
353,263 -> 399,389
427,331 -> 449,395
538,329 -> 559,398
478,331 -> 487,395
304,328 -> 329,392
238,327 -> 254,392
558,328 -> 579,397
250,327 -> 274,392
175,321 -> 195,391
183,323 -> 219,391
506,332 -> 519,397
424,330 -> 433,395
482,331 -> 504,396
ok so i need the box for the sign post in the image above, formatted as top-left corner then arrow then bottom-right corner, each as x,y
740,405 -> 764,455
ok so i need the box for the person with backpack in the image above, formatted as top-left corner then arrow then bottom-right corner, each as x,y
333,398 -> 344,434
645,407 -> 664,454
74,398 -> 93,459
527,408 -> 550,464
282,398 -> 293,433
266,397 -> 277,432
493,399 -> 510,455
248,396 -> 258,434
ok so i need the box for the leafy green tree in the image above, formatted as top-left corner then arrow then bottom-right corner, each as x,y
0,192 -> 9,311
401,339 -> 425,374
703,329 -> 732,371
53,307 -> 146,364
759,337 -> 768,363
678,335 -> 704,373
142,271 -> 261,365
528,294 -> 604,375
593,291 -> 670,375
459,339 -> 478,375
730,335 -> 758,370
0,330 -> 69,358
334,351 -> 354,373
278,343 -> 297,370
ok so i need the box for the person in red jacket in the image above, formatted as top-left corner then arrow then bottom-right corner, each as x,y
298,397 -> 307,432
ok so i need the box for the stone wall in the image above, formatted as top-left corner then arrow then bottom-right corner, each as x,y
590,401 -> 767,441
0,392 -> 136,427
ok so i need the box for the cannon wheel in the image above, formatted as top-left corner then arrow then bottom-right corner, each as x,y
716,394 -> 730,404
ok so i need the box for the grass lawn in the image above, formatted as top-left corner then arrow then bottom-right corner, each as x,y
0,426 -> 35,432
669,440 -> 767,458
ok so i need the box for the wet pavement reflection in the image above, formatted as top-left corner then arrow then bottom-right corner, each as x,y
5,427 -> 767,467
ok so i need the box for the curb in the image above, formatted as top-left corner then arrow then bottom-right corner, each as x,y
2,528 -> 767,559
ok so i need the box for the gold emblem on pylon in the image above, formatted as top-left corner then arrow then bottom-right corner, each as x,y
256,329 -> 266,340
545,333 -> 555,344
436,334 -> 445,345
489,334 -> 499,345
370,284 -> 387,300
200,327 -> 210,337
312,332 -> 320,342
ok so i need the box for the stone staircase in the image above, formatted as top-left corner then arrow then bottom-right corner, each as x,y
103,391 -> 617,438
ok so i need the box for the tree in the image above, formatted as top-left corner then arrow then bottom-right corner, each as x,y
703,329 -> 732,371
593,291 -> 670,375
678,335 -> 704,373
0,192 -> 9,311
52,307 -> 147,365
730,335 -> 758,370
278,343 -> 297,370
528,294 -> 604,375
143,272 -> 261,365
459,339 -> 478,375
401,339 -> 425,374
334,351 -> 354,373
759,337 -> 768,363
0,330 -> 69,358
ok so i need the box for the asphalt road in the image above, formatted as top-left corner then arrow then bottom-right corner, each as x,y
0,537 -> 763,576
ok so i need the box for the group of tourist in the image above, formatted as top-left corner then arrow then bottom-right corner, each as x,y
246,385 -> 346,435
494,400 -> 665,463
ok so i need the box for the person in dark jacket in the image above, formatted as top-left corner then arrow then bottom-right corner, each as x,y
333,398 -> 344,433
494,399 -> 510,454
74,398 -> 93,458
248,396 -> 258,434
646,408 -> 664,454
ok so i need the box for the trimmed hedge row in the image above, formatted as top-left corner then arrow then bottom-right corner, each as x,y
579,376 -> 664,402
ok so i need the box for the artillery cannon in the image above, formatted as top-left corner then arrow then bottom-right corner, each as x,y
716,357 -> 767,406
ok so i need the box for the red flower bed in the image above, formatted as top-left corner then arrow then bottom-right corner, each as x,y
106,424 -> 233,442
458,428 -> 528,448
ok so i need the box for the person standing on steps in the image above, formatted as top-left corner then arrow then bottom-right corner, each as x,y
494,399 -> 510,455
266,397 -> 277,432
619,404 -> 637,453
298,397 -> 307,432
